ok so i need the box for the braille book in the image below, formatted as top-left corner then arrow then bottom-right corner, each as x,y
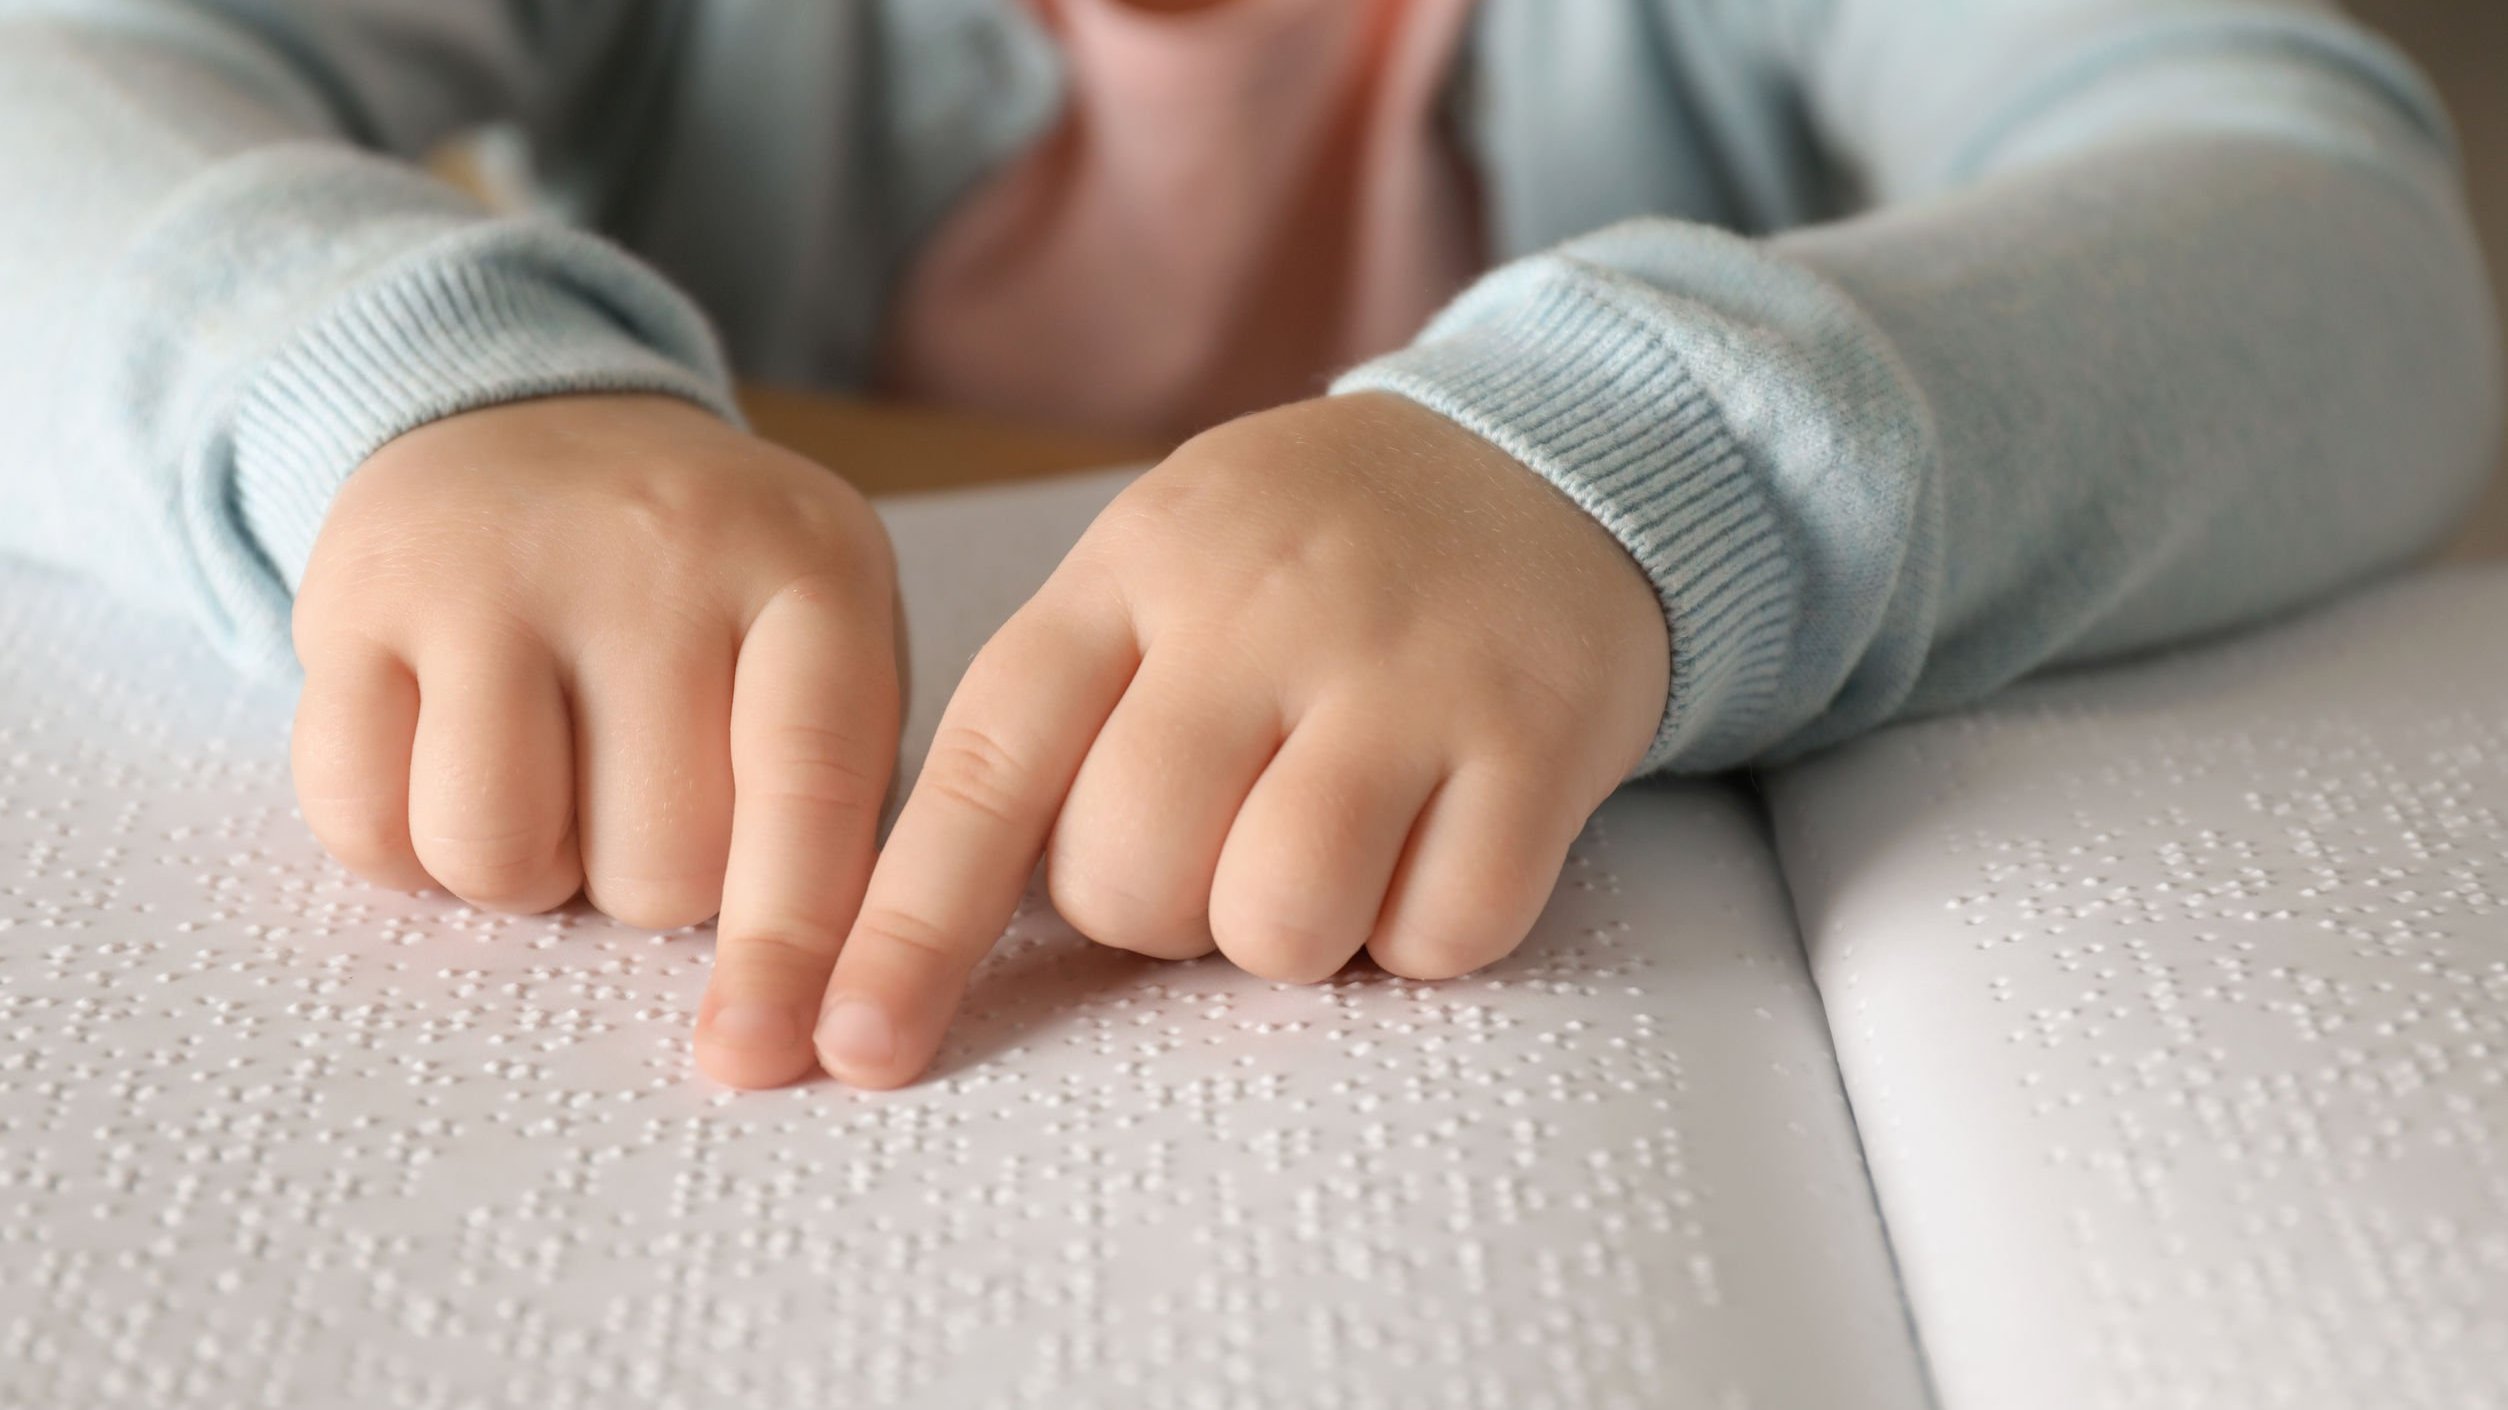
3,469 -> 2501,1410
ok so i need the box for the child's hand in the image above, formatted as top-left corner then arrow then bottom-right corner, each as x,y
813,391 -> 1671,1087
289,394 -> 902,1091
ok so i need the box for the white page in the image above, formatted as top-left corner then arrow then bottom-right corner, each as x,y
1769,566 -> 2508,1410
0,470 -> 1927,1410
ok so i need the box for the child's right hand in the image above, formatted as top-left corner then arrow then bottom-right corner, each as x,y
288,394 -> 903,1090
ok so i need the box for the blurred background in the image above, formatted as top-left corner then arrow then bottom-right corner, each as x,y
438,3 -> 2508,551
2354,0 -> 2508,559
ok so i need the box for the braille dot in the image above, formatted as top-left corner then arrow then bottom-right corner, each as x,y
0,534 -> 1920,1410
1771,568 -> 2508,1409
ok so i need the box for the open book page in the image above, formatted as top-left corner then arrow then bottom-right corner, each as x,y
1768,566 -> 2508,1410
0,470 -> 1927,1410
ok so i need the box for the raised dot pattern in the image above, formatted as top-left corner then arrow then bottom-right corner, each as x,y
1773,565 -> 2508,1410
0,475 -> 1928,1410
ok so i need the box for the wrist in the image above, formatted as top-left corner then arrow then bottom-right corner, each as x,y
235,222 -> 740,615
1335,268 -> 1783,775
1323,391 -> 1673,781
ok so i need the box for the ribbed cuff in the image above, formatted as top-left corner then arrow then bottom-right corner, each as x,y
229,221 -> 743,596
1335,277 -> 1797,775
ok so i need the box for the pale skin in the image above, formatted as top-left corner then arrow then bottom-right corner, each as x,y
291,389 -> 1669,1090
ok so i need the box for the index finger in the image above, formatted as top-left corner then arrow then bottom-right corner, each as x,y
813,586 -> 1137,1087
694,578 -> 901,1089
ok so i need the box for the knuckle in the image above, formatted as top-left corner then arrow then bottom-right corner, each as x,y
1211,904 -> 1356,985
1099,930 -> 1217,963
288,589 -> 337,658
722,921 -> 844,975
1369,838 -> 1560,982
785,488 -> 890,565
749,722 -> 890,814
603,472 -> 707,542
1074,473 -> 1226,571
1047,854 -> 1205,958
423,828 -> 576,911
1458,644 -> 1592,740
1370,921 -> 1512,982
589,492 -> 723,590
751,505 -> 887,602
1453,845 -> 1553,919
583,871 -> 722,931
304,802 -> 414,879
766,559 -> 882,617
290,579 -> 402,662
1099,471 -> 1200,535
918,725 -> 1032,827
847,904 -> 964,968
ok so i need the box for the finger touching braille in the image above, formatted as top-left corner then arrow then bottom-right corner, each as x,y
699,580 -> 900,1089
816,591 -> 1138,1088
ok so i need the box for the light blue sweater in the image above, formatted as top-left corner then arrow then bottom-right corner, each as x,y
0,0 -> 2497,773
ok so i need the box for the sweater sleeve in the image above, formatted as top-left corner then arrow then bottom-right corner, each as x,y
0,1 -> 739,676
1338,0 -> 2504,774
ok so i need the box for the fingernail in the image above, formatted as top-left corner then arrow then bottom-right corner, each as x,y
815,996 -> 896,1074
705,999 -> 801,1051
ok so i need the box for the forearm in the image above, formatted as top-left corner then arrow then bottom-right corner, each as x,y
1772,124 -> 2499,734
1345,5 -> 2501,772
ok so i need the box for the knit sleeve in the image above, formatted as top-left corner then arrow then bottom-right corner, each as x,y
1339,0 -> 2501,772
0,3 -> 738,673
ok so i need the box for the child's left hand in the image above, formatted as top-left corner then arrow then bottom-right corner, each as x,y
814,392 -> 1671,1088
